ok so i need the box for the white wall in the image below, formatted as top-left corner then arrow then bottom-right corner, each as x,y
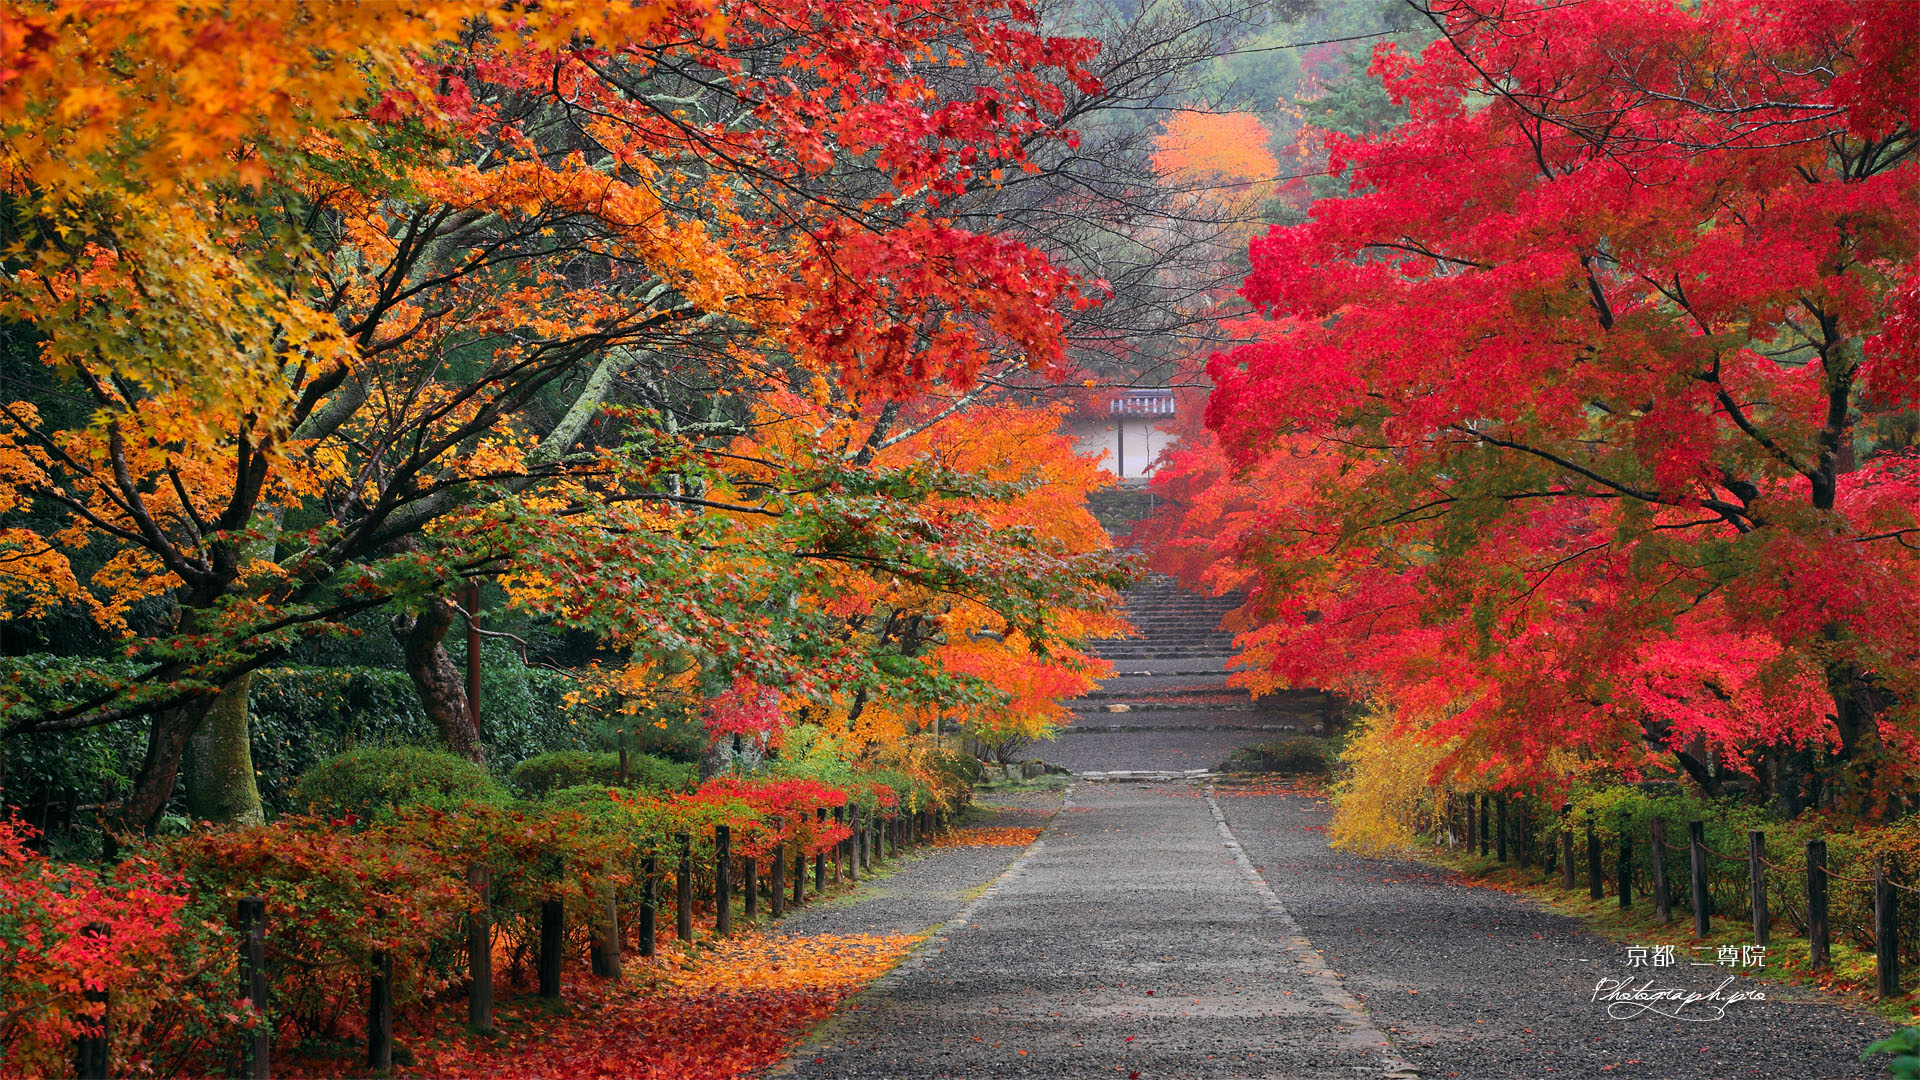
1068,417 -> 1173,479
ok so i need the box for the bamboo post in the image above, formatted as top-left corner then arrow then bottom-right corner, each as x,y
367,936 -> 393,1073
538,899 -> 563,999
238,896 -> 269,1080
1689,820 -> 1710,939
1876,856 -> 1899,999
1807,839 -> 1830,972
1649,819 -> 1671,925
1587,823 -> 1603,901
1748,830 -> 1769,948
676,832 -> 694,942
467,864 -> 493,1031
715,824 -> 732,936
639,855 -> 658,958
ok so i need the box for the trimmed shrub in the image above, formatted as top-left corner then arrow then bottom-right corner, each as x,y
509,751 -> 695,797
288,746 -> 505,819
1230,735 -> 1334,775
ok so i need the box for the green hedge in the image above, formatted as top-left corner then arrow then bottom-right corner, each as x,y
290,745 -> 508,819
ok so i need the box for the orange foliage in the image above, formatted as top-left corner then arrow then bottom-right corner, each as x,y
394,932 -> 921,1080
1152,110 -> 1278,202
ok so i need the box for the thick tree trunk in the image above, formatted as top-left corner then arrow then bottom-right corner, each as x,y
118,693 -> 218,837
397,598 -> 485,764
1827,658 -> 1893,818
182,672 -> 266,825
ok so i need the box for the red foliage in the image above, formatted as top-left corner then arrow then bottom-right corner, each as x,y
0,816 -> 191,1078
1150,0 -> 1920,806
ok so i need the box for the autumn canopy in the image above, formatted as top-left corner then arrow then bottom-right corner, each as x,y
1143,0 -> 1919,815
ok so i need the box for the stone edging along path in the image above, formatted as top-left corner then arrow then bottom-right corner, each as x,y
1203,787 -> 1420,1080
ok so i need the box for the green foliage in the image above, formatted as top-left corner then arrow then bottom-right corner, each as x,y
289,746 -> 506,820
509,750 -> 694,797
1865,1027 -> 1920,1078
0,653 -> 606,819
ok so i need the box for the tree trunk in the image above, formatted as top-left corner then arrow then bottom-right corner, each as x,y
183,672 -> 266,825
1827,657 -> 1893,818
118,693 -> 218,838
397,598 -> 485,764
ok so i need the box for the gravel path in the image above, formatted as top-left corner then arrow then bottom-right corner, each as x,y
779,782 -> 1399,1079
771,780 -> 1892,1079
1218,785 -> 1893,1079
769,574 -> 1890,1078
771,792 -> 1060,941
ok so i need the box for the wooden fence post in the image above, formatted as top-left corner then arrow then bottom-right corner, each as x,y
467,864 -> 493,1031
1689,820 -> 1710,939
1560,828 -> 1575,890
1876,856 -> 1899,999
74,923 -> 109,1080
1617,830 -> 1631,910
1807,839 -> 1830,972
1649,819 -> 1671,925
744,851 -> 758,919
814,808 -> 828,893
1479,794 -> 1490,856
1496,795 -> 1508,863
794,847 -> 807,905
539,898 -> 564,999
848,807 -> 861,882
1587,823 -> 1603,901
675,832 -> 694,942
238,896 -> 270,1080
831,806 -> 845,882
367,936 -> 393,1073
1748,830 -> 1769,948
715,824 -> 732,937
771,823 -> 787,917
639,855 -> 657,958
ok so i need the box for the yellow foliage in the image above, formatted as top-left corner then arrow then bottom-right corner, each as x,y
1327,703 -> 1456,855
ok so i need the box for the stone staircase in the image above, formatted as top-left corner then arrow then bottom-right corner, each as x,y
1041,571 -> 1335,777
1086,573 -> 1243,667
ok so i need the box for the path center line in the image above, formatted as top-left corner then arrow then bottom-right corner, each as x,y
1205,785 -> 1421,1080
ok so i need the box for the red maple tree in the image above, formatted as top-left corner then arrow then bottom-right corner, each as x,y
1151,0 -> 1919,813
